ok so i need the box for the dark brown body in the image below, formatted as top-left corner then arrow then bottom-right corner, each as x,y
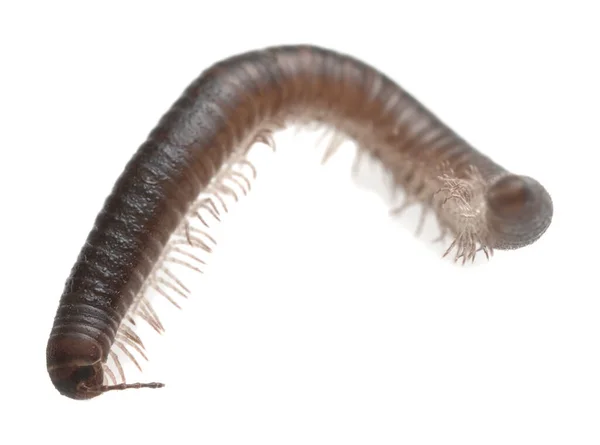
47,45 -> 552,399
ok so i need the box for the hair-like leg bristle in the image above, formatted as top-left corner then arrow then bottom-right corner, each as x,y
139,300 -> 164,333
165,257 -> 204,275
156,276 -> 189,300
109,350 -> 126,383
163,267 -> 191,294
115,340 -> 143,372
351,151 -> 363,177
118,326 -> 146,355
188,226 -> 217,245
415,206 -> 430,237
229,170 -> 253,193
152,281 -> 182,309
103,363 -> 117,385
174,235 -> 213,253
237,159 -> 258,179
170,247 -> 207,266
320,130 -> 346,164
196,198 -> 222,223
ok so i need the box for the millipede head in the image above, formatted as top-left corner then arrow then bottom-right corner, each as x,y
47,334 -> 166,399
46,334 -> 105,400
485,174 -> 553,250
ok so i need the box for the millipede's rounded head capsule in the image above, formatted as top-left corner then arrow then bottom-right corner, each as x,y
46,334 -> 104,400
485,174 -> 553,250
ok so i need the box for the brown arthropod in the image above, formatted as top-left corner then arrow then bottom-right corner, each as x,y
46,45 -> 553,399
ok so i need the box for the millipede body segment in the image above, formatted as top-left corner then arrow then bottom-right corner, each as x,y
46,45 -> 553,399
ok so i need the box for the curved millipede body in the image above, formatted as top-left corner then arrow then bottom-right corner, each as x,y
46,45 -> 553,399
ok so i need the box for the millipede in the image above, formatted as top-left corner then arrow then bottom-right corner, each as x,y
46,44 -> 553,399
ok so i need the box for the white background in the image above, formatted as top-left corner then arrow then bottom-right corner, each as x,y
1,1 -> 599,444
